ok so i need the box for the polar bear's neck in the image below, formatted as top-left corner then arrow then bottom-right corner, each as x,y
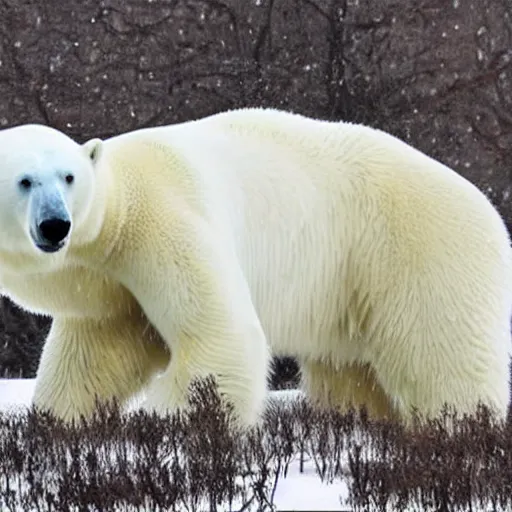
70,155 -> 128,269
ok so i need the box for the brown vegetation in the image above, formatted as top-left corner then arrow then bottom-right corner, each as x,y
1,377 -> 512,511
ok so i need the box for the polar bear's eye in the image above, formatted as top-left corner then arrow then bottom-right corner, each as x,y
65,174 -> 74,185
19,178 -> 32,190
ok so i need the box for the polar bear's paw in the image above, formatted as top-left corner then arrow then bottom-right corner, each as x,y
140,367 -> 191,419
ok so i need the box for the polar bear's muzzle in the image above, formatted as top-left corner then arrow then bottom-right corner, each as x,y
29,186 -> 71,254
34,217 -> 71,253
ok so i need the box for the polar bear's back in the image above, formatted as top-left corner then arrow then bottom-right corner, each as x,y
234,111 -> 510,364
183,108 -> 512,349
107,109 -> 512,364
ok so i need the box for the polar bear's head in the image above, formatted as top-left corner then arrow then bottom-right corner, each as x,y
0,124 -> 102,256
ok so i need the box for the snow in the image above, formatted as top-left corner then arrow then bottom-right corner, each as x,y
0,378 -> 36,414
0,379 -> 351,511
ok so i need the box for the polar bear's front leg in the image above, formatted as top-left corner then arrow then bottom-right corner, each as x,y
142,323 -> 270,428
122,215 -> 270,428
32,313 -> 170,422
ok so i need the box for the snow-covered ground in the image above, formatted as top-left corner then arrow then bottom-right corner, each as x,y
0,379 -> 351,511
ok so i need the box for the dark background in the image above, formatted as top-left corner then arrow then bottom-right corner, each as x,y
0,0 -> 511,392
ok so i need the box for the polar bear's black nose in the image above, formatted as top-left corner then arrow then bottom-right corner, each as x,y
38,218 -> 71,245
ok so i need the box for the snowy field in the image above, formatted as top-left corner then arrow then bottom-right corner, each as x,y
0,379 -> 351,511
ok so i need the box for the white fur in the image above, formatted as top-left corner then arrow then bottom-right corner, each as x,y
0,108 -> 510,427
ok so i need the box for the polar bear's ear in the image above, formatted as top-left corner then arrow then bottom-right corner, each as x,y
82,138 -> 103,166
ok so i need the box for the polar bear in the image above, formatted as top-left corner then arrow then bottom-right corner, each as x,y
0,107 -> 510,428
